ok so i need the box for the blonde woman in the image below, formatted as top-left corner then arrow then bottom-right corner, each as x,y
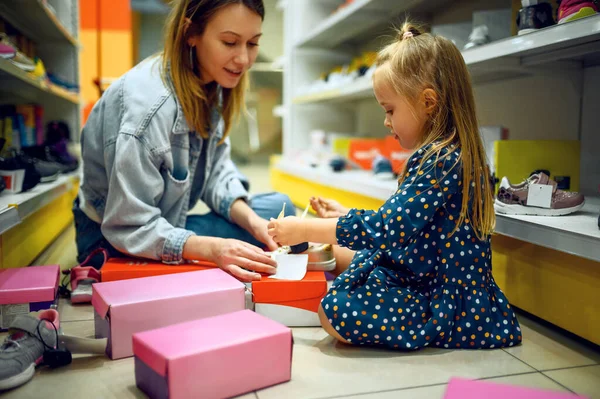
73,0 -> 292,286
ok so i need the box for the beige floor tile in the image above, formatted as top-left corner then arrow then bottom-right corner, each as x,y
345,373 -> 571,399
504,313 -> 600,371
544,365 -> 600,399
58,300 -> 95,322
256,328 -> 534,399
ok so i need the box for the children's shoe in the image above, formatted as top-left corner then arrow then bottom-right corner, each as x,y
0,309 -> 59,391
64,248 -> 107,304
0,34 -> 35,72
494,172 -> 585,216
557,0 -> 599,23
372,155 -> 395,180
517,1 -> 556,35
463,25 -> 491,50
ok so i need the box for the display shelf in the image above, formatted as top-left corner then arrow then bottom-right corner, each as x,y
0,0 -> 78,46
0,58 -> 80,105
273,160 -> 600,262
295,0 -> 450,49
292,16 -> 600,104
0,171 -> 80,235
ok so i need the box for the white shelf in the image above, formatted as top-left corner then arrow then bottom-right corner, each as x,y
0,58 -> 80,105
274,160 -> 600,262
0,171 -> 80,235
0,0 -> 78,46
295,0 -> 450,49
292,16 -> 600,104
276,158 -> 397,202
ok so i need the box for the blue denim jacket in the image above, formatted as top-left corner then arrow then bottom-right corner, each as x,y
78,56 -> 248,263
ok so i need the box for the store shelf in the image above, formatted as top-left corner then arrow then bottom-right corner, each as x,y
275,158 -> 396,202
0,58 -> 80,105
295,0 -> 450,49
0,0 -> 78,46
496,197 -> 600,263
273,159 -> 600,262
293,76 -> 373,104
0,171 -> 80,235
292,16 -> 600,104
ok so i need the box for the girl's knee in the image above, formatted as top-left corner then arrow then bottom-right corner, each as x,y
318,304 -> 350,344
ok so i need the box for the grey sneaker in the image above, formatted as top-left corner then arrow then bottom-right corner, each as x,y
0,309 -> 59,391
495,172 -> 585,216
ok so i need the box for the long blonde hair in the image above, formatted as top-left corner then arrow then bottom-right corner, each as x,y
162,0 -> 264,139
376,22 -> 495,239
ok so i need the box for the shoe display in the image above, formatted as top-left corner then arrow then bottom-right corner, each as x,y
22,144 -> 78,174
0,146 -> 41,193
557,0 -> 599,23
0,309 -> 60,391
495,172 -> 585,216
517,0 -> 556,35
463,25 -> 491,50
372,155 -> 395,181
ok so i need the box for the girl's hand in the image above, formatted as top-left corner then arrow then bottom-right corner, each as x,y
267,216 -> 306,246
310,197 -> 348,218
210,238 -> 277,282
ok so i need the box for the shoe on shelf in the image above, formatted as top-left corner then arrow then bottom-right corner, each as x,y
0,36 -> 16,59
22,144 -> 78,174
494,172 -> 585,216
517,1 -> 556,35
0,34 -> 35,72
557,0 -> 599,23
30,57 -> 48,81
0,151 -> 41,193
0,309 -> 60,391
372,155 -> 395,181
463,25 -> 491,50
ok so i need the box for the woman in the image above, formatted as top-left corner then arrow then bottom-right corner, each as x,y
72,0 -> 294,284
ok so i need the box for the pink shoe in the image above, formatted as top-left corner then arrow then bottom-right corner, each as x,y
558,0 -> 599,23
65,249 -> 107,304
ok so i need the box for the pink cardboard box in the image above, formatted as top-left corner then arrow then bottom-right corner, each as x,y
92,268 -> 245,360
133,309 -> 292,399
0,265 -> 60,331
444,377 -> 590,398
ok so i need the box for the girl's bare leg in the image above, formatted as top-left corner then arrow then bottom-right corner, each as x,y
331,245 -> 355,277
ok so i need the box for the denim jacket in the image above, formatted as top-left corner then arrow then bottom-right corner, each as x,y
78,56 -> 249,263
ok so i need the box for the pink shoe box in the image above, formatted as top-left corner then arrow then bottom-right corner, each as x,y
0,265 -> 60,331
92,268 -> 245,360
133,309 -> 292,399
444,377 -> 590,398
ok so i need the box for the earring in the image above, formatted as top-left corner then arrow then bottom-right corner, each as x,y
189,46 -> 195,69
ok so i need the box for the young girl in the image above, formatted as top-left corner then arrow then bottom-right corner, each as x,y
268,23 -> 522,350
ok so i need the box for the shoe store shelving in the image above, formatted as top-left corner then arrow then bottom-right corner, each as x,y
292,16 -> 600,104
0,171 -> 79,236
275,1 -> 600,264
0,0 -> 81,241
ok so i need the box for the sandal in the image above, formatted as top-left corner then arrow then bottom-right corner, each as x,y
61,248 -> 107,304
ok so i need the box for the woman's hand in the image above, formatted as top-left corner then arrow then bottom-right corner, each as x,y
210,238 -> 277,282
248,217 -> 279,251
267,216 -> 307,246
310,197 -> 348,218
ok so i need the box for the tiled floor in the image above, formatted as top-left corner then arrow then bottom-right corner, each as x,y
3,164 -> 600,398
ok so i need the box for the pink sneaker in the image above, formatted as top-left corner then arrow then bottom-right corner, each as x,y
558,0 -> 599,23
495,172 -> 585,216
65,248 -> 106,304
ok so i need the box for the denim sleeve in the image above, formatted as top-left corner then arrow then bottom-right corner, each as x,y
201,136 -> 249,221
101,133 -> 194,264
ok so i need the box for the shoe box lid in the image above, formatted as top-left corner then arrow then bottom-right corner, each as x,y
0,264 -> 60,304
100,257 -> 216,282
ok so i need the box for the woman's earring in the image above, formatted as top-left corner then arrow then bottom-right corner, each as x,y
189,46 -> 195,69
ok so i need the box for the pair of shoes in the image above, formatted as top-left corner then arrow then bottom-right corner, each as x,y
0,310 -> 61,391
494,172 -> 585,216
61,248 -> 107,304
0,33 -> 35,72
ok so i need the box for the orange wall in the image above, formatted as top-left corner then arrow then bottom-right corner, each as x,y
80,0 -> 133,123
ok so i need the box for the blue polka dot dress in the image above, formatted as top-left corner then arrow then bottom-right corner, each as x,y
322,144 -> 522,350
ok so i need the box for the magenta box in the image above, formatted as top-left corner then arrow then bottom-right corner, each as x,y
444,377 -> 590,399
133,309 -> 292,399
92,268 -> 245,360
0,265 -> 60,331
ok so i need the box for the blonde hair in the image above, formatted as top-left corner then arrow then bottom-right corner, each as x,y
162,0 -> 264,139
376,22 -> 495,240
